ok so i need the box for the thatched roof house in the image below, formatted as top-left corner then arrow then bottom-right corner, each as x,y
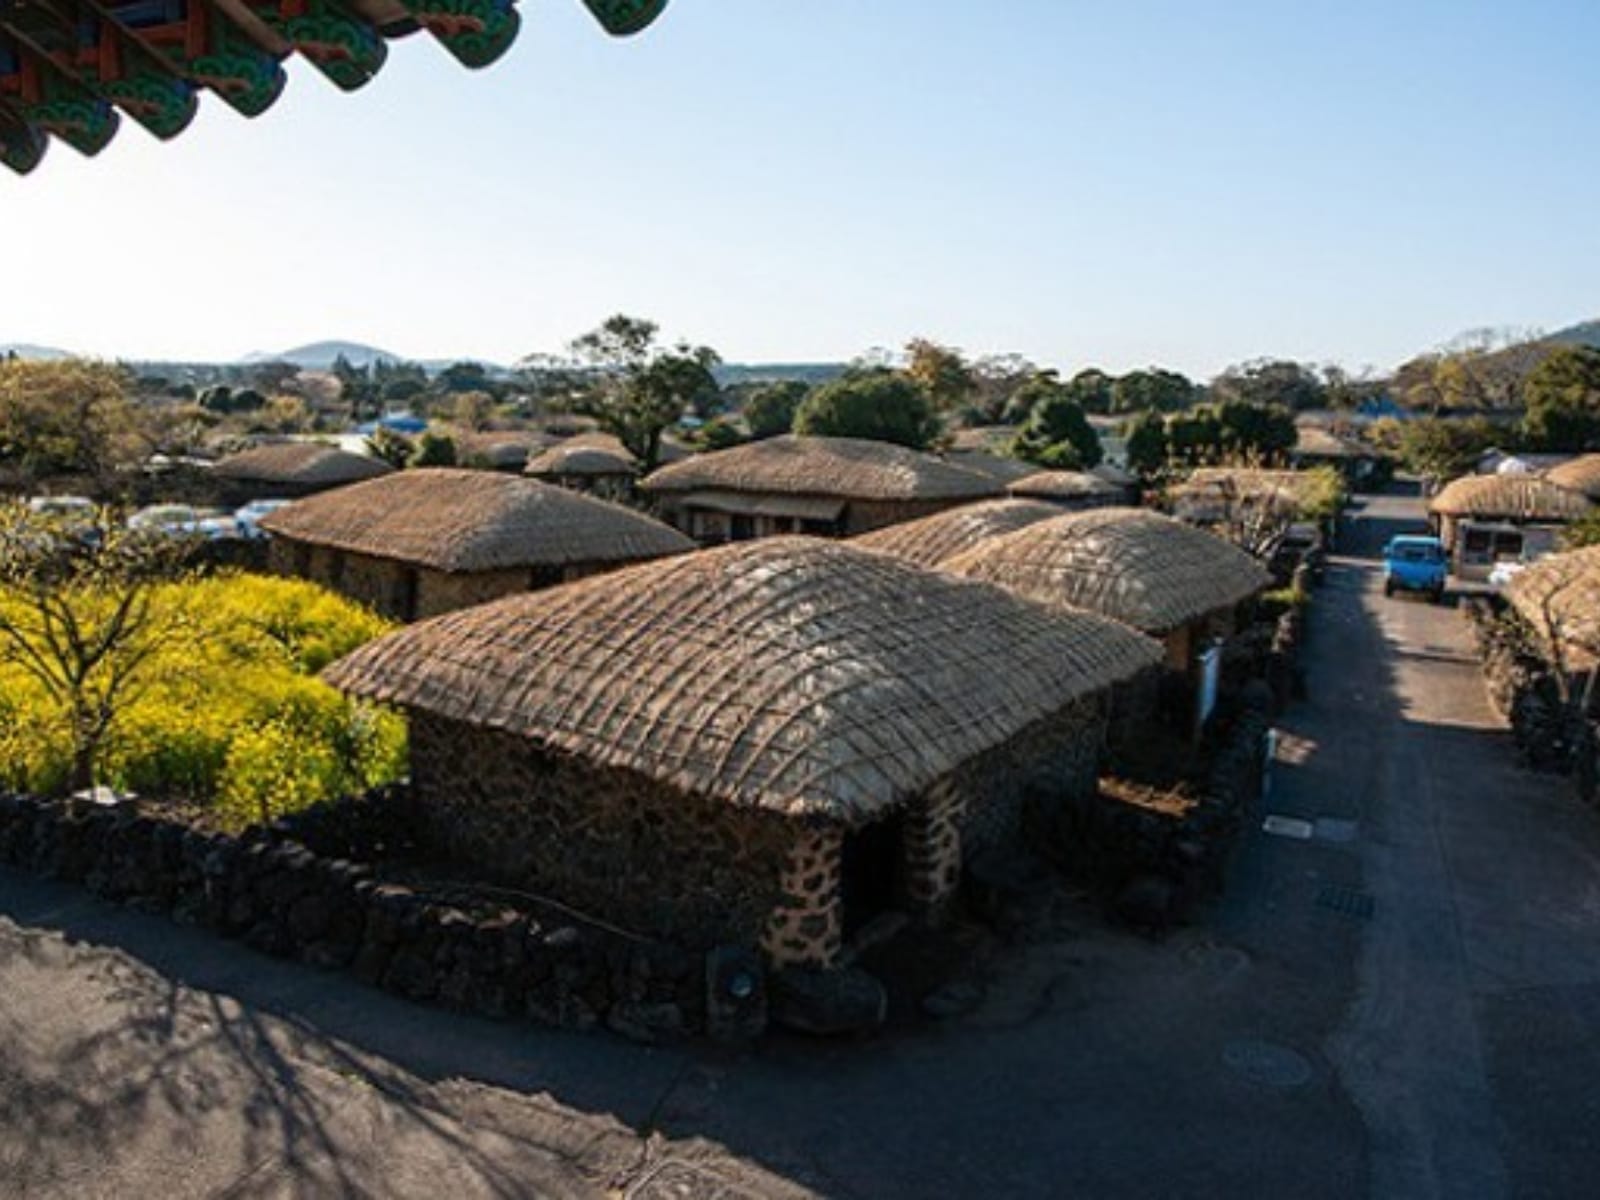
1545,455 -> 1600,502
1008,470 -> 1121,509
1505,546 -> 1600,672
852,499 -> 1060,567
945,508 -> 1270,675
325,538 -> 1159,968
211,442 -> 392,501
260,469 -> 693,621
1428,475 -> 1592,580
523,433 -> 641,500
642,434 -> 1004,542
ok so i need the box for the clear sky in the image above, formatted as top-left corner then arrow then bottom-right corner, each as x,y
2,1 -> 1596,379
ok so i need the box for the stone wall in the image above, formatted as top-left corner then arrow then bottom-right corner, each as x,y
944,695 -> 1107,861
843,497 -> 974,537
1465,598 -> 1579,772
408,715 -> 802,952
0,788 -> 750,1042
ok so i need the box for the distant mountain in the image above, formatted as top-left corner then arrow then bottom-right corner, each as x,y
714,362 -> 848,387
1547,319 -> 1600,349
1,343 -> 75,360
240,340 -> 405,369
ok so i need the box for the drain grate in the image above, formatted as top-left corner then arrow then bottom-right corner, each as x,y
1317,884 -> 1375,920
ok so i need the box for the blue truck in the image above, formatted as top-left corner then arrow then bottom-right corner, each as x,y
1383,535 -> 1448,602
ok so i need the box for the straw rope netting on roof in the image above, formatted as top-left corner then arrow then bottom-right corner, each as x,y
641,435 -> 1004,502
1008,471 -> 1121,501
212,443 -> 394,487
1427,475 -> 1592,521
942,508 -> 1271,635
944,450 -> 1039,485
524,437 -> 639,478
852,499 -> 1061,568
258,469 -> 694,573
1545,455 -> 1600,502
1506,546 -> 1600,670
324,537 -> 1161,824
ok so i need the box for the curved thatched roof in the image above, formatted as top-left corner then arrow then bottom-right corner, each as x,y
1294,426 -> 1368,459
944,508 -> 1270,635
324,538 -> 1161,823
258,469 -> 694,573
944,451 -> 1038,485
212,443 -> 393,488
1008,471 -> 1121,502
525,435 -> 637,479
1428,475 -> 1592,521
1545,455 -> 1600,501
641,435 -> 1003,502
852,499 -> 1061,567
1506,546 -> 1600,669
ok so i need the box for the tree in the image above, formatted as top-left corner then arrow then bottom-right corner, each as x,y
251,395 -> 313,435
1394,416 -> 1502,485
1062,368 -> 1116,415
0,359 -> 137,484
1112,368 -> 1195,414
410,432 -> 457,468
968,354 -> 1037,425
1521,346 -> 1600,451
0,503 -> 194,792
743,381 -> 809,439
1012,379 -> 1103,469
1215,400 -> 1296,460
1212,359 -> 1325,412
904,338 -> 976,415
694,417 -> 746,452
562,315 -> 722,469
1124,409 -> 1169,476
793,371 -> 941,449
448,390 -> 496,433
365,427 -> 414,468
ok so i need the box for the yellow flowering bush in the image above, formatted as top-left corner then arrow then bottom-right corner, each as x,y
0,573 -> 405,829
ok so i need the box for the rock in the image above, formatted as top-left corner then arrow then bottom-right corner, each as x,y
920,979 -> 985,1021
771,967 -> 888,1037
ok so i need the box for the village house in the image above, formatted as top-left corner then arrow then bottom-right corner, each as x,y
943,449 -> 1039,485
210,442 -> 393,504
1007,470 -> 1122,510
259,468 -> 694,621
1428,475 -> 1592,581
1289,423 -> 1380,484
852,498 -> 1060,567
323,538 -> 1160,970
943,508 -> 1269,727
1544,454 -> 1600,503
523,433 -> 642,501
641,434 -> 1003,543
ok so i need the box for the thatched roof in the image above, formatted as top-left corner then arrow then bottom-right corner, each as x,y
949,426 -> 1020,453
258,469 -> 694,573
642,435 -> 1004,503
454,431 -> 553,471
324,538 -> 1161,824
852,499 -> 1062,567
1091,463 -> 1138,489
1506,546 -> 1600,669
1428,475 -> 1592,522
1545,455 -> 1600,501
1008,471 -> 1121,502
944,508 -> 1271,635
525,433 -> 638,478
1293,426 -> 1368,459
945,450 -> 1039,484
212,443 -> 393,488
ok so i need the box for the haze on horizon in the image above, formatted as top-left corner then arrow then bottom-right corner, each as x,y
1,0 -> 1595,380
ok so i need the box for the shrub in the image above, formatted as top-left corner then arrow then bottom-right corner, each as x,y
0,574 -> 404,829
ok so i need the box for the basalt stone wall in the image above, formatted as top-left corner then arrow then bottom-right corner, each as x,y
843,497 -> 976,537
1465,599 -> 1576,772
408,715 -> 801,952
945,696 -> 1108,861
0,787 -> 739,1042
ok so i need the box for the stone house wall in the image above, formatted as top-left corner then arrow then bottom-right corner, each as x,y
408,715 -> 802,951
842,497 -> 977,536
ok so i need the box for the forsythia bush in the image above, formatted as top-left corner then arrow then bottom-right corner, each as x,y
0,573 -> 406,829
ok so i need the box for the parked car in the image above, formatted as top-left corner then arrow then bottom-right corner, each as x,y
233,499 -> 292,540
22,495 -> 103,548
127,504 -> 236,541
1383,535 -> 1448,602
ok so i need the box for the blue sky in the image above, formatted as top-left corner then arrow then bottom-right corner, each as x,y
2,1 -> 1596,378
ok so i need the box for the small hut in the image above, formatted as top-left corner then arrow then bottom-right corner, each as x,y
323,538 -> 1160,969
642,434 -> 1003,543
1008,470 -> 1122,510
211,442 -> 392,504
852,498 -> 1060,567
259,469 -> 694,621
1428,475 -> 1592,581
524,433 -> 643,500
944,508 -> 1269,726
1545,455 -> 1600,503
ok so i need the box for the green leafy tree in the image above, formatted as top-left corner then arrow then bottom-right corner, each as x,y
1063,368 -> 1116,415
1124,409 -> 1169,476
1013,379 -> 1103,468
793,371 -> 941,449
904,338 -> 977,415
1112,368 -> 1195,414
695,417 -> 747,452
365,427 -> 414,468
1521,346 -> 1600,451
0,359 -> 138,484
1394,416 -> 1503,484
435,361 -> 493,395
743,381 -> 810,439
1213,359 -> 1326,412
1216,400 -> 1296,459
410,432 -> 457,468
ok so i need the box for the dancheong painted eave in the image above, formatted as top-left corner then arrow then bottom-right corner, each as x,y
0,0 -> 669,176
